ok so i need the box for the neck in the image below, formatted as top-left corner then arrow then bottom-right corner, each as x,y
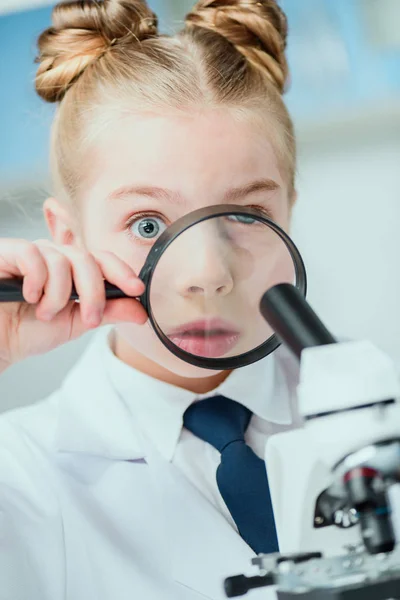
112,331 -> 231,394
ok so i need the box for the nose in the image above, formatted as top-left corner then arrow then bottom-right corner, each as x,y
176,224 -> 234,298
183,264 -> 233,297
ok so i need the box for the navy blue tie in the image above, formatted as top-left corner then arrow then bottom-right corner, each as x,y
183,395 -> 279,555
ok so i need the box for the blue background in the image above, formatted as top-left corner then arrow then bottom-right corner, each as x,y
0,0 -> 399,183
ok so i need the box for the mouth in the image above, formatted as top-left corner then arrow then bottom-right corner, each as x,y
167,318 -> 241,359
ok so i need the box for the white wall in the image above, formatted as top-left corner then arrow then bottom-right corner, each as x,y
0,125 -> 399,413
292,130 -> 400,362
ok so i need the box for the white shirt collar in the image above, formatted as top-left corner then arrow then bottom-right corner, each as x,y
56,326 -> 296,461
103,328 -> 294,462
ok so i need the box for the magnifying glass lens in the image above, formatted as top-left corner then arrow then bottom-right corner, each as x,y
149,214 -> 296,361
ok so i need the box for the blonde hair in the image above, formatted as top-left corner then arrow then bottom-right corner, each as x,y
35,0 -> 296,202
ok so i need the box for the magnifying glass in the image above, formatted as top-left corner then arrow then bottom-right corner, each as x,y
0,205 -> 307,369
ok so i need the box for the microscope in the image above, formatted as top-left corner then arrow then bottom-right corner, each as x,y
224,284 -> 400,600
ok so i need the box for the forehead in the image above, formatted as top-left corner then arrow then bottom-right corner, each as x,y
87,109 -> 285,198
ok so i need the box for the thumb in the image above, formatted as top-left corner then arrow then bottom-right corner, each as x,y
67,298 -> 148,343
101,298 -> 148,326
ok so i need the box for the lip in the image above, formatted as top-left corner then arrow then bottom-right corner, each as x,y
167,318 -> 241,359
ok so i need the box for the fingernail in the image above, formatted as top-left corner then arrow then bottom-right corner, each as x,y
87,309 -> 102,327
25,287 -> 40,304
130,278 -> 145,292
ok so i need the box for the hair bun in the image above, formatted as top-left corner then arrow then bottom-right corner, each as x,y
36,0 -> 158,103
185,0 -> 288,93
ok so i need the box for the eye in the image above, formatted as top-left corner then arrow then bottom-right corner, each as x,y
227,214 -> 257,225
130,216 -> 167,240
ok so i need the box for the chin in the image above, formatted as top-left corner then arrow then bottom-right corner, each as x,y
161,358 -> 223,379
115,323 -> 224,379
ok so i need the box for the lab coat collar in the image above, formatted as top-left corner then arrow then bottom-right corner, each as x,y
56,328 -> 146,460
56,326 -> 293,461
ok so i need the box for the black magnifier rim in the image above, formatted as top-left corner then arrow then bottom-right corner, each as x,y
138,204 -> 307,370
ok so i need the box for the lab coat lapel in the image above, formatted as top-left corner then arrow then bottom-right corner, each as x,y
55,335 -> 258,600
143,437 -> 256,600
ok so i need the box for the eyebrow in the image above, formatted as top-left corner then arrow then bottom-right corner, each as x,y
107,185 -> 186,205
224,179 -> 279,202
106,178 -> 279,205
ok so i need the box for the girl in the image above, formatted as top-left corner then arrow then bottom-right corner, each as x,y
0,1 -> 302,598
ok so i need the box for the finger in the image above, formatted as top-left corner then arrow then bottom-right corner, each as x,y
65,298 -> 148,343
0,239 -> 47,302
102,298 -> 148,326
66,249 -> 106,329
34,248 -> 73,322
11,241 -> 48,304
92,251 -> 145,297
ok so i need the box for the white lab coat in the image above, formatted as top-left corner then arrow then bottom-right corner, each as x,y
0,332 -> 301,600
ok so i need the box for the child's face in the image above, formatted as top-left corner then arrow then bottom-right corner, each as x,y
79,109 -> 292,377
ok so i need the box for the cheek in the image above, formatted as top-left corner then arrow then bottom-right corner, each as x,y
81,216 -> 149,275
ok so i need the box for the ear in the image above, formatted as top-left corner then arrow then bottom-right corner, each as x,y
43,197 -> 81,246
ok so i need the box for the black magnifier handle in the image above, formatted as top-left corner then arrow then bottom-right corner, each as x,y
0,278 -> 129,303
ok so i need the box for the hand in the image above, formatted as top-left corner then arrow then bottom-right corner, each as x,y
0,238 -> 147,370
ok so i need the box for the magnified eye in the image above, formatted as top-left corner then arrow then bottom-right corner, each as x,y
130,216 -> 167,240
227,215 -> 257,225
